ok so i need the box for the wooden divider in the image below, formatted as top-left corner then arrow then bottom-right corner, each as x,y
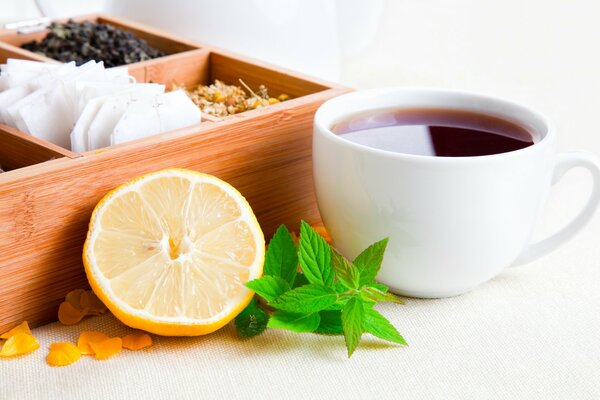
0,13 -> 352,332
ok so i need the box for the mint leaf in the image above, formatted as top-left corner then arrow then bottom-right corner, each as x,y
264,225 -> 298,285
235,297 -> 270,338
353,238 -> 389,286
331,249 -> 360,289
315,310 -> 343,335
246,276 -> 291,302
292,273 -> 309,288
360,286 -> 404,304
298,221 -> 334,287
363,306 -> 407,345
269,284 -> 337,313
367,282 -> 389,293
268,311 -> 320,332
341,297 -> 364,357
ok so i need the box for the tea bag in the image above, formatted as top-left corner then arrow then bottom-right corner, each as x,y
111,90 -> 201,145
87,84 -> 165,150
28,62 -> 76,90
18,61 -> 106,148
71,95 -> 111,153
4,59 -> 61,88
74,81 -> 132,117
105,67 -> 132,85
0,75 -> 8,91
0,86 -> 31,124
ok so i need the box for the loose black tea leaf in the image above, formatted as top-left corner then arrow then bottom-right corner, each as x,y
21,20 -> 165,68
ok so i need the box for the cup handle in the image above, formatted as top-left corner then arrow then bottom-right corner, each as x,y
512,152 -> 600,267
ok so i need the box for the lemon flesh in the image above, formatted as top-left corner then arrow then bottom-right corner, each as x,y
83,169 -> 264,336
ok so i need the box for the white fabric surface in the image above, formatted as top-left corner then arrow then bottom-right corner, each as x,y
2,1 -> 600,399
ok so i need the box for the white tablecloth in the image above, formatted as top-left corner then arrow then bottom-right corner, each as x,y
2,1 -> 600,399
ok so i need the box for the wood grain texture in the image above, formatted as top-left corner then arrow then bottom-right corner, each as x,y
0,124 -> 78,171
0,14 -> 352,333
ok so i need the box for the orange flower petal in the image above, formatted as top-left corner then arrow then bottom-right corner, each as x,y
311,224 -> 333,245
122,332 -> 153,350
58,301 -> 88,325
47,342 -> 81,367
80,290 -> 107,315
65,289 -> 86,311
0,321 -> 31,339
77,331 -> 109,355
90,337 -> 122,360
0,333 -> 39,357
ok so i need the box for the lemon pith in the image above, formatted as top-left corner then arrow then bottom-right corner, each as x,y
83,169 -> 265,336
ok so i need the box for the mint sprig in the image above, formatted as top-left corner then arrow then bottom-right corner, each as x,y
234,222 -> 407,356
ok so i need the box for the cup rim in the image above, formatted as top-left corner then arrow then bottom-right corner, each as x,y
314,86 -> 555,163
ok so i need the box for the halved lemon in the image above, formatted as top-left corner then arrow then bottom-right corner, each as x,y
83,169 -> 265,336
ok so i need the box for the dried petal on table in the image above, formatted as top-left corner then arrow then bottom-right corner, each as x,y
65,289 -> 86,311
90,338 -> 122,360
47,343 -> 81,367
77,331 -> 110,355
311,224 -> 333,245
58,301 -> 88,325
80,290 -> 108,315
122,332 -> 153,350
0,333 -> 39,357
0,321 -> 31,339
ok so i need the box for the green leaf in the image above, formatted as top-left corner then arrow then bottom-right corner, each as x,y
268,311 -> 320,332
292,272 -> 309,288
341,297 -> 365,357
235,297 -> 270,338
360,286 -> 404,304
353,238 -> 389,286
367,282 -> 389,293
264,225 -> 298,285
298,221 -> 334,287
269,284 -> 337,313
331,249 -> 360,289
363,306 -> 407,345
246,276 -> 291,302
315,310 -> 343,335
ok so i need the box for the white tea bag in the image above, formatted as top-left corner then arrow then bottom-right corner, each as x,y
0,86 -> 31,124
18,61 -> 105,147
3,85 -> 51,129
87,84 -> 165,150
29,62 -> 76,90
0,75 -> 8,91
4,59 -> 61,88
105,67 -> 132,84
111,90 -> 201,145
17,82 -> 74,148
71,95 -> 111,153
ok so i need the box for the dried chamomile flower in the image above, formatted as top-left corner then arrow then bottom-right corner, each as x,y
122,332 -> 153,350
47,343 -> 81,367
0,321 -> 31,339
0,333 -> 39,357
90,338 -> 122,360
178,78 -> 290,116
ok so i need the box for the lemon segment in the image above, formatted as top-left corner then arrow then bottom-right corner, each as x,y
83,169 -> 265,336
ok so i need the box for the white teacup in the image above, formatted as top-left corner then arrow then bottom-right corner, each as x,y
313,88 -> 600,298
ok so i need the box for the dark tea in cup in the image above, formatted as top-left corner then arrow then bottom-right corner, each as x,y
331,108 -> 535,157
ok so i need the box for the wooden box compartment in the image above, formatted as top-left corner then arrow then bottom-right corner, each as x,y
0,14 -> 200,66
0,15 -> 349,332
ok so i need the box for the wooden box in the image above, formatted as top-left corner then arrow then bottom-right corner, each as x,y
0,14 -> 350,332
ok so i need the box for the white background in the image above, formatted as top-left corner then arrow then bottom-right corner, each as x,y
1,1 -> 599,399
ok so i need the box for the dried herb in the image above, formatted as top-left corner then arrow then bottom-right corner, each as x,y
21,19 -> 165,68
179,79 -> 290,117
